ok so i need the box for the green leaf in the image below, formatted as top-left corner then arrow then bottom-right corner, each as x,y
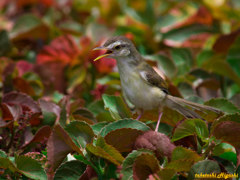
161,107 -> 184,126
145,54 -> 177,78
219,152 -> 237,165
212,143 -> 236,156
121,5 -> 144,24
88,99 -> 115,122
12,14 -> 42,37
67,66 -> 87,90
211,113 -> 240,149
59,104 -> 67,127
163,24 -> 215,42
86,137 -> 124,166
42,111 -> 57,126
102,94 -> 131,120
171,147 -> 201,161
205,98 -> 240,114
156,14 -> 177,29
73,155 -> 101,177
39,98 -> 60,126
91,122 -> 109,135
52,91 -> 64,103
65,121 -> 94,149
121,150 -> 153,180
0,157 -> 18,173
166,147 -> 202,172
157,123 -> 173,136
202,54 -> 240,86
133,153 -> 160,180
172,119 -> 209,142
177,82 -> 195,98
171,48 -> 193,75
96,136 -> 124,164
227,36 -> 240,77
0,150 -> 7,158
16,156 -> 47,180
54,160 -> 87,180
197,50 -> 214,66
72,108 -> 96,122
0,30 -> 12,56
157,168 -> 176,180
188,160 -> 221,179
99,118 -> 150,137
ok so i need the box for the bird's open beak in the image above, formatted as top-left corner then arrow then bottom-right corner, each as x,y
92,46 -> 113,61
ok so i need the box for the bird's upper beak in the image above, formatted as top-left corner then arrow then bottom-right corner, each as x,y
92,46 -> 113,61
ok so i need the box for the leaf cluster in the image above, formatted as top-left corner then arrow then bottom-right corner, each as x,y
1,0 -> 240,179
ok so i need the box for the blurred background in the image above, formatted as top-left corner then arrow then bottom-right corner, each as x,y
1,0 -> 240,107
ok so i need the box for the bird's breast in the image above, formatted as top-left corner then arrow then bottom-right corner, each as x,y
118,63 -> 166,110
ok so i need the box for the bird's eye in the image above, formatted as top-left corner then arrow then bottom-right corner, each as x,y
114,45 -> 121,50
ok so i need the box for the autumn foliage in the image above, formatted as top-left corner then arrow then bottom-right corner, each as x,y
0,0 -> 240,179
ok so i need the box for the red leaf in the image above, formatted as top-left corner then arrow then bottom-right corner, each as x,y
38,99 -> 61,118
37,35 -> 80,65
1,103 -> 22,121
17,0 -> 54,8
13,77 -> 35,96
133,153 -> 160,180
34,62 -> 67,93
0,118 -> 13,128
91,84 -> 108,100
213,29 -> 240,53
0,0 -> 10,11
236,148 -> 240,168
47,124 -> 83,175
2,92 -> 41,126
181,33 -> 211,49
174,136 -> 198,150
2,92 -> 41,114
79,165 -> 98,180
212,121 -> 240,149
105,128 -> 143,153
22,125 -> 52,148
16,60 -> 33,76
78,36 -> 117,73
125,32 -> 135,41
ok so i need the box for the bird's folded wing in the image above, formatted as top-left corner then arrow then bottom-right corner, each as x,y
138,62 -> 169,94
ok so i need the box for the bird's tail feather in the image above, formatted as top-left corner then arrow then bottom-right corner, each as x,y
165,95 -> 221,119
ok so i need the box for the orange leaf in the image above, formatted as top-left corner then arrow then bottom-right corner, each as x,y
176,7 -> 213,28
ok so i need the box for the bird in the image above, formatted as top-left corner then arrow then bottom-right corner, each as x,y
93,36 -> 221,130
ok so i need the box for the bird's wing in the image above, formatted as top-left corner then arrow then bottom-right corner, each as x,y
138,61 -> 169,94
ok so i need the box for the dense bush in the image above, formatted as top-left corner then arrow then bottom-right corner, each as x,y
0,0 -> 240,179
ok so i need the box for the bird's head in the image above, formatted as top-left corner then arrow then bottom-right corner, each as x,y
93,36 -> 137,61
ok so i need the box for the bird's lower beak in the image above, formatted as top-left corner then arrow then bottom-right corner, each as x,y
92,46 -> 113,61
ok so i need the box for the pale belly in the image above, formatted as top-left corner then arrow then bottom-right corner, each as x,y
120,72 -> 166,110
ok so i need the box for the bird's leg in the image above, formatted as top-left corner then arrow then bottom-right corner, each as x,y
155,112 -> 163,132
136,109 -> 143,120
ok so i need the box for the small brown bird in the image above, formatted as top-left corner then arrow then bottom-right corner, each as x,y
93,36 -> 221,130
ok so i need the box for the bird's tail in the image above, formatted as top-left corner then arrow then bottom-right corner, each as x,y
165,95 -> 221,119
